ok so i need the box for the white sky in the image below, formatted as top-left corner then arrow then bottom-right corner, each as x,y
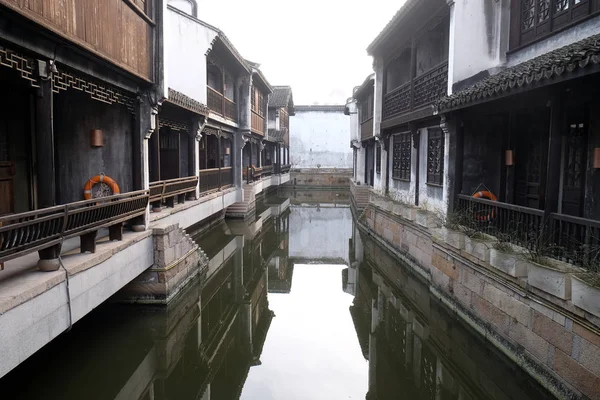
196,0 -> 404,105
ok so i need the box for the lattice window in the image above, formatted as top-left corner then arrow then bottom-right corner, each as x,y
427,128 -> 444,186
565,121 -> 585,188
512,0 -> 595,49
376,143 -> 381,174
393,133 -> 411,181
252,86 -> 265,116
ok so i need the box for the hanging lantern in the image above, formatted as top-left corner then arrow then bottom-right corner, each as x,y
91,129 -> 104,147
505,150 -> 514,166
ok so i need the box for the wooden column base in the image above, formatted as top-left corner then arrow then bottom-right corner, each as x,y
38,243 -> 62,272
81,231 -> 97,253
109,223 -> 123,241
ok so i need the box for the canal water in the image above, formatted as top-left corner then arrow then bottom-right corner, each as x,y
0,191 -> 557,400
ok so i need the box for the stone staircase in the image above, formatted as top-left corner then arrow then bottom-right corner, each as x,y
350,180 -> 370,213
226,183 -> 255,218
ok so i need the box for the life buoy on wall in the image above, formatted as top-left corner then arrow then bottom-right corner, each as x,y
83,174 -> 120,200
472,190 -> 497,222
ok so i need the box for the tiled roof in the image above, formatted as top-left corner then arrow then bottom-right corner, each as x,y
268,86 -> 294,109
436,33 -> 600,113
367,0 -> 420,55
353,74 -> 374,100
166,88 -> 210,116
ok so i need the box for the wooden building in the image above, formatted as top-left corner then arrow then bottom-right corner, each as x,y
267,86 -> 295,175
0,0 -> 159,267
367,0 -> 451,209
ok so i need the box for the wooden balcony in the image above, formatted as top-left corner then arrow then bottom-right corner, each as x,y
281,164 -> 291,174
0,190 -> 149,265
0,0 -> 154,81
361,118 -> 374,141
262,165 -> 273,177
251,112 -> 265,135
207,87 -> 238,123
149,176 -> 198,208
456,194 -> 600,270
383,61 -> 448,121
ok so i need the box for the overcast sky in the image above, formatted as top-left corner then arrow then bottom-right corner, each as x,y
196,0 -> 403,105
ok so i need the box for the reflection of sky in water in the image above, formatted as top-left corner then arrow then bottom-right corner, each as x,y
241,264 -> 368,400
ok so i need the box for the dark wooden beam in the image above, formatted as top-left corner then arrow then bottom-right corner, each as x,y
543,94 -> 564,222
35,78 -> 56,208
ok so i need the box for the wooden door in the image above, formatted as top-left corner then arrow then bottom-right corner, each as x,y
159,128 -> 180,180
561,117 -> 587,216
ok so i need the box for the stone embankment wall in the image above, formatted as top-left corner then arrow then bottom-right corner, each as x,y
357,194 -> 600,400
119,223 -> 208,304
289,168 -> 353,188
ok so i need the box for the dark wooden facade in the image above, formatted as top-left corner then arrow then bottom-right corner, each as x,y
0,0 -> 155,81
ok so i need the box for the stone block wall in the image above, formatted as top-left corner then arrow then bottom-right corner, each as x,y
119,223 -> 208,304
289,168 -> 352,188
359,199 -> 600,400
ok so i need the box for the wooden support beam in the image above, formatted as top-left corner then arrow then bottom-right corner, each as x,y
544,94 -> 564,222
35,78 -> 56,209
81,231 -> 97,253
109,223 -> 123,241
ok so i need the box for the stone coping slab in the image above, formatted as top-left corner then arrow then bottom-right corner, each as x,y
0,230 -> 152,315
150,187 -> 237,223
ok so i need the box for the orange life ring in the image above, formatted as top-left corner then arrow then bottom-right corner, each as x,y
83,174 -> 120,200
472,190 -> 497,221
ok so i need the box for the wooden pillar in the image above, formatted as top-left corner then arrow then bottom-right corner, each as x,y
544,94 -> 564,223
188,125 -> 195,177
35,78 -> 56,209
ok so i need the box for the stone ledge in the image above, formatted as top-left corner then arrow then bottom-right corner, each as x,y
150,187 -> 237,223
0,230 -> 152,315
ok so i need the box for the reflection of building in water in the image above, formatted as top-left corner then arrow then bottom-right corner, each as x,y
0,196 -> 290,400
349,224 -> 556,400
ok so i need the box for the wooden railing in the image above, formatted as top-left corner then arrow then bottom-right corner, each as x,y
456,195 -> 600,269
383,61 -> 448,120
224,98 -> 237,122
220,167 -> 233,188
199,168 -> 221,193
262,165 -> 274,177
149,176 -> 198,208
281,164 -> 291,174
199,167 -> 233,194
361,118 -> 374,141
251,112 -> 265,135
207,88 -> 237,123
0,190 -> 149,264
208,87 -> 223,115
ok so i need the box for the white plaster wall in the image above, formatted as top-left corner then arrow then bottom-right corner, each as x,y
288,206 -> 352,263
166,6 -> 218,104
450,0 -> 509,87
168,0 -> 193,15
290,110 -> 353,169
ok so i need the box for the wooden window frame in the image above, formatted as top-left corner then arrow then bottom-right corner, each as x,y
376,143 -> 381,174
509,0 -> 600,51
392,133 -> 412,181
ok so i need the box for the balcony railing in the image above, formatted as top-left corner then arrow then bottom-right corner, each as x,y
199,167 -> 233,194
208,87 -> 223,115
251,112 -> 265,135
224,98 -> 237,122
281,164 -> 291,174
455,195 -> 600,270
383,61 -> 448,120
207,87 -> 238,123
262,165 -> 273,177
361,118 -> 373,141
199,168 -> 221,193
150,176 -> 198,208
0,190 -> 149,265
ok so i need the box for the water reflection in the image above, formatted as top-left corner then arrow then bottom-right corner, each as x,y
348,222 -> 557,400
0,192 -> 559,400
